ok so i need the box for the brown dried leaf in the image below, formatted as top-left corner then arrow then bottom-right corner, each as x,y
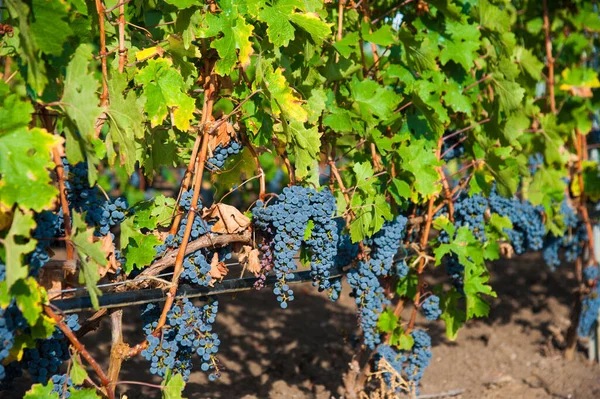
208,120 -> 235,150
39,269 -> 64,300
208,252 -> 229,284
239,245 -> 262,275
204,203 -> 250,234
569,86 -> 593,98
99,234 -> 118,277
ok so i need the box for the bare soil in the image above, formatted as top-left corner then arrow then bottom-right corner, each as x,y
5,253 -> 600,398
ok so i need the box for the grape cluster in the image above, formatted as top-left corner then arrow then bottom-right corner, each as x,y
51,374 -> 74,398
445,255 -> 464,292
22,315 -> 80,384
63,159 -> 128,237
252,186 -> 339,307
528,153 -> 544,174
578,285 -> 600,337
489,189 -> 545,254
368,216 -> 408,276
253,241 -> 273,290
141,298 -> 220,381
452,194 -> 487,242
421,295 -> 442,321
542,200 -> 587,269
29,211 -> 64,274
375,329 -> 432,395
328,278 -> 343,301
583,265 -> 599,281
0,300 -> 27,383
181,250 -> 212,286
347,261 -> 388,349
395,260 -> 409,279
206,140 -> 243,171
179,189 -> 202,212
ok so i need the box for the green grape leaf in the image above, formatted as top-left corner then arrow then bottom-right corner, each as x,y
333,32 -> 360,58
396,332 -> 415,351
30,0 -> 73,56
492,77 -> 525,112
396,140 -> 442,202
202,1 -> 254,75
106,72 -> 144,175
440,289 -> 466,340
322,106 -> 354,133
363,25 -> 396,46
440,20 -> 481,71
353,161 -> 375,194
514,47 -> 544,80
12,277 -> 47,326
304,219 -> 315,241
349,77 -> 402,123
135,58 -> 195,131
5,0 -> 48,94
4,210 -> 37,288
61,44 -> 104,143
0,126 -> 61,211
162,373 -> 187,399
282,120 -> 321,181
24,382 -> 59,399
70,355 -> 89,385
247,0 -> 332,47
396,272 -> 418,298
0,86 -> 34,132
120,218 -> 161,273
131,195 -> 177,230
377,308 -> 399,333
442,78 -> 473,116
473,0 -> 511,33
349,193 -> 392,243
71,212 -> 107,310
164,0 -> 197,8
68,389 -> 102,399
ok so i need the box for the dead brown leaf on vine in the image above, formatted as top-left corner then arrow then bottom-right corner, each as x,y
239,245 -> 261,275
99,234 -> 119,277
208,120 -> 236,150
203,203 -> 250,234
208,252 -> 229,284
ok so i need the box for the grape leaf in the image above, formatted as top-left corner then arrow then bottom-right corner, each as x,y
68,389 -> 101,399
440,20 -> 481,71
12,277 -> 47,326
282,120 -> 321,181
5,0 -> 48,95
363,25 -> 396,46
120,218 -> 160,273
201,1 -> 254,75
30,0 -> 73,56
106,72 -> 144,175
247,0 -> 332,47
349,193 -> 392,243
377,309 -> 399,333
131,195 -> 177,230
61,44 -> 104,142
135,58 -> 195,131
4,210 -> 37,289
24,382 -> 59,399
349,77 -> 402,123
70,354 -> 88,385
71,212 -> 107,310
0,85 -> 34,132
396,140 -> 442,202
440,289 -> 466,340
162,373 -> 187,399
258,62 -> 308,122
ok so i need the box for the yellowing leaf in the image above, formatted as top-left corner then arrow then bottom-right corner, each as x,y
136,46 -> 165,61
259,63 -> 307,123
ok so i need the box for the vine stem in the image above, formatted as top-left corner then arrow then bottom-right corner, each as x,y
337,0 -> 345,42
117,2 -> 126,73
40,110 -> 74,260
107,310 -> 125,397
542,0 -> 556,114
129,75 -> 220,357
43,306 -> 114,399
575,129 -> 597,265
436,136 -> 455,221
462,74 -> 491,93
407,141 -> 444,332
240,133 -> 266,200
169,62 -> 217,236
442,118 -> 490,142
94,0 -> 109,138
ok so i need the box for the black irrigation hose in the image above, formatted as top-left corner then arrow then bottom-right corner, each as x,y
51,266 -> 347,313
51,247 -> 416,313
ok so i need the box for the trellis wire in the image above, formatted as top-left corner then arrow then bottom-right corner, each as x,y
49,249 -> 415,313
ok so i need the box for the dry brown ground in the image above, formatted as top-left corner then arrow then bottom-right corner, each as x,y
4,253 -> 600,398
